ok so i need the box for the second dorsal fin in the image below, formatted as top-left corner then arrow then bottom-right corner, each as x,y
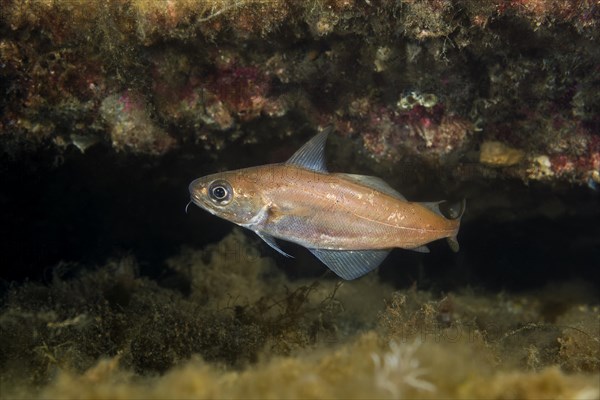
337,173 -> 407,201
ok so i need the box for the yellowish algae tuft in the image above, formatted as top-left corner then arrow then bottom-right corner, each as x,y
32,334 -> 600,400
1,230 -> 598,399
480,141 -> 525,167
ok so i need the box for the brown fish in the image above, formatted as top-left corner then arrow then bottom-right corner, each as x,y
188,128 -> 465,280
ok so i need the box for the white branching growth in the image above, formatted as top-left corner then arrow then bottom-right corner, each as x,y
198,0 -> 247,23
371,339 -> 436,397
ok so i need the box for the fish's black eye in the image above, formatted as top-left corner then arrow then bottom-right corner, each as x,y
208,180 -> 233,205
213,186 -> 226,199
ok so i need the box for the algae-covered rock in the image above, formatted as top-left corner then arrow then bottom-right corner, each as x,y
2,0 -> 599,185
1,235 -> 598,399
100,91 -> 176,155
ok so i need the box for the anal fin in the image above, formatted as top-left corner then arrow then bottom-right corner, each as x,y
410,245 -> 430,253
308,248 -> 390,280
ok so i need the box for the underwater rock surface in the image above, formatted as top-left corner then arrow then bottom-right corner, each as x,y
1,0 -> 599,185
1,0 -> 599,398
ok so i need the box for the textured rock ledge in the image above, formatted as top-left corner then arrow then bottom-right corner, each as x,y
1,0 -> 599,186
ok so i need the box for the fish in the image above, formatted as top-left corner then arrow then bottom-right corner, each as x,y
188,128 -> 465,280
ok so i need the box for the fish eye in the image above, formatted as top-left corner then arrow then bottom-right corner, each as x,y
208,180 -> 233,205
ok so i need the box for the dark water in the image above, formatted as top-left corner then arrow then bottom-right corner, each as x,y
1,139 -> 598,295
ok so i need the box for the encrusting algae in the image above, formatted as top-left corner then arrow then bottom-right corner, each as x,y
1,229 -> 598,399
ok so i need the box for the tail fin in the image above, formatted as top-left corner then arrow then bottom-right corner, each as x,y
447,198 -> 466,220
446,198 -> 466,252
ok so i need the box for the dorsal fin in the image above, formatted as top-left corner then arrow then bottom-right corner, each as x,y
285,127 -> 331,172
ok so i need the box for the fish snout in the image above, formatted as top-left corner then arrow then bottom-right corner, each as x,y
188,178 -> 207,205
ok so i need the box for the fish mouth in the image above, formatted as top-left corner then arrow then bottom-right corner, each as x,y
189,193 -> 205,208
188,195 -> 220,217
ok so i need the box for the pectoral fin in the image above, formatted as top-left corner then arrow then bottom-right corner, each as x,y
255,232 -> 293,258
308,248 -> 390,280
